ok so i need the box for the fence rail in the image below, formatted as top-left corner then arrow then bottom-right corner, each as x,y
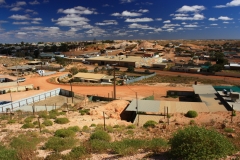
125,72 -> 156,84
0,88 -> 61,112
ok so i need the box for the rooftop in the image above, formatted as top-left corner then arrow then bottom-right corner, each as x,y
87,56 -> 158,63
193,85 -> 217,94
73,73 -> 106,80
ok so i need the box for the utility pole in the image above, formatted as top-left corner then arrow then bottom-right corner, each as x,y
70,80 -> 73,103
136,92 -> 139,126
113,64 -> 116,99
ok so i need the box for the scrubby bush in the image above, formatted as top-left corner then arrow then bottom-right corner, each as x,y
0,145 -> 17,160
143,120 -> 157,128
63,146 -> 89,159
185,110 -> 198,118
68,126 -> 80,132
42,119 -> 53,126
79,109 -> 90,115
90,124 -> 96,127
21,123 -> 35,129
126,124 -> 136,129
145,138 -> 168,153
54,129 -> 75,138
111,139 -> 146,156
7,119 -> 16,124
90,130 -> 111,142
89,139 -> 110,153
82,125 -> 91,132
45,153 -> 62,160
169,126 -> 236,159
55,118 -> 69,124
44,137 -> 76,152
224,128 -> 235,133
24,116 -> 34,123
38,111 -> 49,119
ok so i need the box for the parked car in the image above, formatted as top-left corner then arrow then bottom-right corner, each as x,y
0,101 -> 11,105
16,77 -> 26,83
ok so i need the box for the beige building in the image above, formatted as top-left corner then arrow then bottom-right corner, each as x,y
73,73 -> 113,83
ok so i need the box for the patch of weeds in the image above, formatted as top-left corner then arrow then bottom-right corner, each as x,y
143,120 -> 157,128
45,153 -> 62,160
63,145 -> 90,160
126,130 -> 134,135
106,126 -> 114,133
126,124 -> 136,129
88,139 -> 110,153
79,109 -> 90,115
82,125 -> 91,133
7,119 -> 16,124
24,116 -> 34,123
90,124 -> 96,127
38,111 -> 49,119
68,126 -> 80,132
42,119 -> 53,126
54,129 -> 75,138
90,130 -> 111,142
0,145 -> 17,160
21,122 -> 34,129
44,137 -> 76,152
111,139 -> 146,156
54,118 -> 69,124
145,138 -> 168,153
189,120 -> 196,125
224,128 -> 235,133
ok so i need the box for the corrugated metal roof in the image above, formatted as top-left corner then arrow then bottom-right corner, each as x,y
193,85 -> 217,94
126,99 -> 160,112
73,73 -> 105,80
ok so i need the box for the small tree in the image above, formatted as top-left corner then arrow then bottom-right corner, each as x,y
127,66 -> 134,72
69,67 -> 79,75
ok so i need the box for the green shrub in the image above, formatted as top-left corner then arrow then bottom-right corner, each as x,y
38,111 -> 49,119
7,119 -> 16,124
55,118 -> 69,124
169,126 -> 236,159
145,138 -> 168,153
113,125 -> 120,128
55,129 -> 75,138
90,124 -> 96,127
33,121 -> 38,125
42,120 -> 53,126
10,134 -> 42,160
0,145 -> 17,160
224,128 -> 235,133
126,124 -> 136,129
111,139 -> 146,156
24,117 -> 33,123
79,109 -> 90,115
45,153 -> 62,160
21,123 -> 35,129
189,120 -> 196,125
63,146 -> 89,160
82,125 -> 91,132
232,110 -> 236,116
126,130 -> 134,135
185,110 -> 198,118
89,139 -> 110,153
143,120 -> 157,128
44,137 -> 76,152
106,126 -> 114,133
68,126 -> 80,132
90,130 -> 111,142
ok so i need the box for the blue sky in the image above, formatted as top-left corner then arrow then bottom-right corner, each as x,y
0,0 -> 240,43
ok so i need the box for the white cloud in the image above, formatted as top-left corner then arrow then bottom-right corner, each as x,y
0,0 -> 6,4
215,0 -> 240,8
43,0 -> 49,3
138,9 -> 149,13
181,22 -> 187,24
210,24 -> 218,26
58,6 -> 96,15
155,18 -> 162,21
218,16 -> 233,20
166,28 -> 174,32
53,14 -> 91,27
15,1 -> 27,6
163,20 -> 171,23
9,14 -> 29,20
29,0 -> 40,5
184,24 -> 199,27
13,22 -> 30,25
173,13 -> 205,20
95,20 -> 118,25
32,18 -> 42,21
128,23 -> 155,29
176,5 -> 206,13
162,24 -> 180,28
135,2 -> 153,5
111,10 -> 142,17
17,32 -> 27,35
209,18 -> 218,21
170,13 -> 189,17
31,21 -> 40,24
10,7 -> 22,11
0,20 -> 8,23
125,17 -> 153,22
223,21 -> 229,23
102,4 -> 112,7
120,0 -> 134,3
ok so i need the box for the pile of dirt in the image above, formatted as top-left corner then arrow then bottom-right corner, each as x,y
90,100 -> 129,119
138,41 -> 154,49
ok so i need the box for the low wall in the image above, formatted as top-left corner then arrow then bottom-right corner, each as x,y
215,72 -> 240,78
1,84 -> 34,92
0,82 -> 17,87
0,88 -> 61,112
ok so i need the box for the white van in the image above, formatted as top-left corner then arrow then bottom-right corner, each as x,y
17,77 -> 26,83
